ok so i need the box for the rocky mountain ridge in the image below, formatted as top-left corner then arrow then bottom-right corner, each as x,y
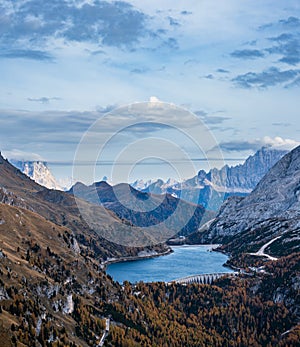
69,180 -> 214,238
0,152 -> 167,258
190,145 -> 300,257
133,147 -> 288,210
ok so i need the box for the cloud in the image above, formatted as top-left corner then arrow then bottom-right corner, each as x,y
3,149 -> 44,161
194,110 -> 208,117
266,36 -> 300,65
149,96 -> 162,103
130,67 -> 150,74
184,59 -> 201,66
0,109 -> 99,142
0,103 -> 205,154
272,122 -> 291,127
218,136 -> 300,152
0,49 -> 54,61
259,16 -> 300,31
285,76 -> 300,88
203,116 -> 231,125
89,49 -> 106,56
0,0 -> 179,55
96,104 -> 119,114
0,1 -> 146,50
181,11 -> 192,16
216,68 -> 230,73
278,17 -> 300,28
194,111 -> 231,125
161,37 -> 179,50
168,16 -> 180,27
28,97 -> 61,104
232,67 -> 300,89
204,74 -> 214,79
65,1 -> 148,47
230,49 -> 265,59
268,33 -> 294,42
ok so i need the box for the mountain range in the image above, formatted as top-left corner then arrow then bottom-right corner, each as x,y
0,152 -> 167,257
68,181 -> 213,237
9,147 -> 287,216
132,147 -> 288,210
1,147 -> 300,346
188,145 -> 300,259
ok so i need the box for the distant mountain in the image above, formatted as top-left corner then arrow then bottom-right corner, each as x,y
0,152 -> 166,256
133,147 -> 288,210
69,181 -> 214,237
131,179 -> 154,190
9,160 -> 62,190
189,145 -> 300,257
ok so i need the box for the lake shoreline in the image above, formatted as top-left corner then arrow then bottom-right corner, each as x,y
101,248 -> 174,270
105,244 -> 234,283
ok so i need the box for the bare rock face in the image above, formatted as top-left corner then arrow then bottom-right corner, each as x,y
198,146 -> 300,255
134,147 -> 288,209
10,160 -> 62,190
207,146 -> 288,192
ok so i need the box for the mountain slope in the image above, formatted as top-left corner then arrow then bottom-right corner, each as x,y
0,154 -> 300,346
1,201 -> 300,346
0,152 -> 167,257
69,181 -> 214,237
190,145 -> 300,257
0,201 -> 122,346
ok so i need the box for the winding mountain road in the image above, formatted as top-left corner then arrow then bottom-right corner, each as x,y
248,236 -> 281,261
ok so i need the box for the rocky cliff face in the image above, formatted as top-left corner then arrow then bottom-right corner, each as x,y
207,146 -> 288,192
136,147 -> 288,210
10,160 -> 62,190
195,145 -> 300,256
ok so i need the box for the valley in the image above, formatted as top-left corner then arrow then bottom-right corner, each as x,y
0,145 -> 300,346
2,1 -> 300,345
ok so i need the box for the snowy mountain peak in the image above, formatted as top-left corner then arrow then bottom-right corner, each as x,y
10,160 -> 62,191
131,179 -> 154,190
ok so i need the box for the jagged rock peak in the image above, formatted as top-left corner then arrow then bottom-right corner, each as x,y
9,160 -> 62,190
204,145 -> 300,241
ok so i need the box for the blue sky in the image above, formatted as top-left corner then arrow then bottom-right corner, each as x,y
1,0 -> 300,183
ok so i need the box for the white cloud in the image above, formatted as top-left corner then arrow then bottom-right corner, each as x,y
218,136 -> 300,152
149,96 -> 161,103
3,149 -> 44,161
261,136 -> 300,150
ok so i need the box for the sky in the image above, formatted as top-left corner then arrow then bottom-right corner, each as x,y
1,0 -> 300,184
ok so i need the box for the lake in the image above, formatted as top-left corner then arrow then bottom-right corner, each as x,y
106,245 -> 233,283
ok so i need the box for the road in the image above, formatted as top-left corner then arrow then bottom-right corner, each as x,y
248,236 -> 281,261
97,318 -> 110,347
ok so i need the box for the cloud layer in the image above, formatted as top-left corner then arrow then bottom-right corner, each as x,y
219,136 -> 300,152
1,1 -> 300,182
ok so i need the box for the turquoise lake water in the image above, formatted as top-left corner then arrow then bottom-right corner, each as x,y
106,245 -> 233,283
